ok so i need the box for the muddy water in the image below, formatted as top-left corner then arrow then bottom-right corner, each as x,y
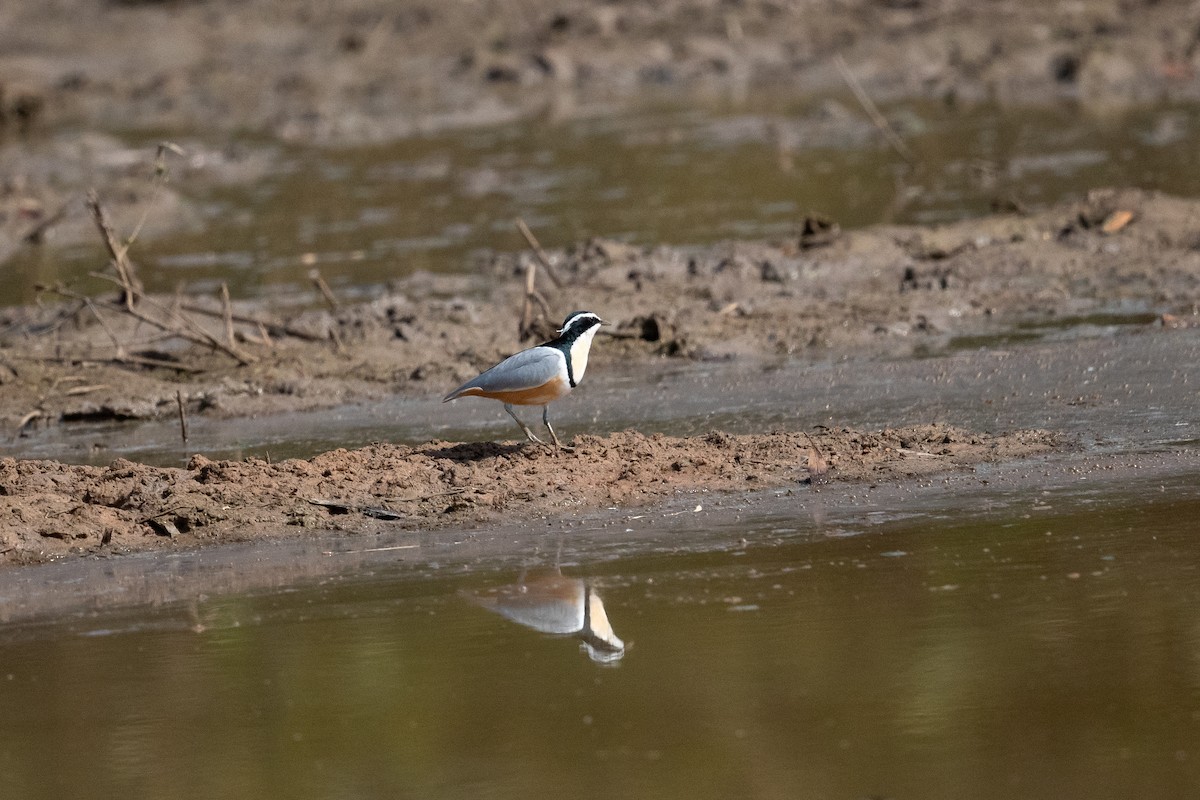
2,468 -> 1199,799
6,101 -> 1200,307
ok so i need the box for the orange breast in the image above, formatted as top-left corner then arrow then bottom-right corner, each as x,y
458,374 -> 571,406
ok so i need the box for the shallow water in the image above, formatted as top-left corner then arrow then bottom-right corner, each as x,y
6,100 -> 1200,307
2,469 -> 1199,799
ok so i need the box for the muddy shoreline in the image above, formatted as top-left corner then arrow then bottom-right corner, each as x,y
0,425 -> 1065,565
3,187 -> 1198,431
5,447 -> 1197,627
1,186 -> 1198,565
2,1 -> 1199,570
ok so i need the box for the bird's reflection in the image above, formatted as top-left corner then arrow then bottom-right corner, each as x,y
462,568 -> 625,664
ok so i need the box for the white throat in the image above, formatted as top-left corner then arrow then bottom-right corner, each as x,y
567,325 -> 599,385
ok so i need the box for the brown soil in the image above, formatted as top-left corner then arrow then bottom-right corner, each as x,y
0,424 -> 1063,565
4,1 -> 1197,144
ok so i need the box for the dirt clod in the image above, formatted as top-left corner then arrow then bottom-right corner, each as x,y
0,425 -> 1062,565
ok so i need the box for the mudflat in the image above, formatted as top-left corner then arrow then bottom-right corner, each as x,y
3,184 -> 1197,564
1,0 -> 1198,568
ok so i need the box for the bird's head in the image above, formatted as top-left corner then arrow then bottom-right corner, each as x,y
559,311 -> 604,336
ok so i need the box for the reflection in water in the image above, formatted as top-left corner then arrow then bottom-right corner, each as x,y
462,568 -> 625,664
3,478 -> 1200,798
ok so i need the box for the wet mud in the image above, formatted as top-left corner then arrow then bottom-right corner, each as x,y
0,186 -> 1197,564
1,187 -> 1196,429
4,0 -> 1197,145
1,2 -> 1198,569
0,425 -> 1063,565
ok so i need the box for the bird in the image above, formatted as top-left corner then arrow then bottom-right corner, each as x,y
442,311 -> 604,449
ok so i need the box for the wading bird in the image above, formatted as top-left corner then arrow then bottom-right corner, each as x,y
443,311 -> 604,448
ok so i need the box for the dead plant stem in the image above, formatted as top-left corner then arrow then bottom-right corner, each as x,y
176,389 -> 189,445
515,218 -> 564,288
833,54 -> 916,165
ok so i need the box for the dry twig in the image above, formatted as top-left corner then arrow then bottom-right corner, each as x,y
516,218 -> 565,288
63,384 -> 108,397
219,283 -> 236,351
833,54 -> 916,165
176,389 -> 189,445
83,297 -> 127,358
307,498 -> 405,521
124,142 -> 184,249
87,190 -> 142,310
177,302 -> 322,342
59,279 -> 254,365
76,145 -> 261,367
517,258 -> 554,341
309,268 -> 340,311
14,352 -> 205,374
390,487 -> 469,502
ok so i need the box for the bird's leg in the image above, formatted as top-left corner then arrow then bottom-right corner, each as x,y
505,403 -> 543,444
543,405 -> 573,452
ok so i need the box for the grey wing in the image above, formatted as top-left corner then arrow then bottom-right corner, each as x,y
443,346 -> 564,400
